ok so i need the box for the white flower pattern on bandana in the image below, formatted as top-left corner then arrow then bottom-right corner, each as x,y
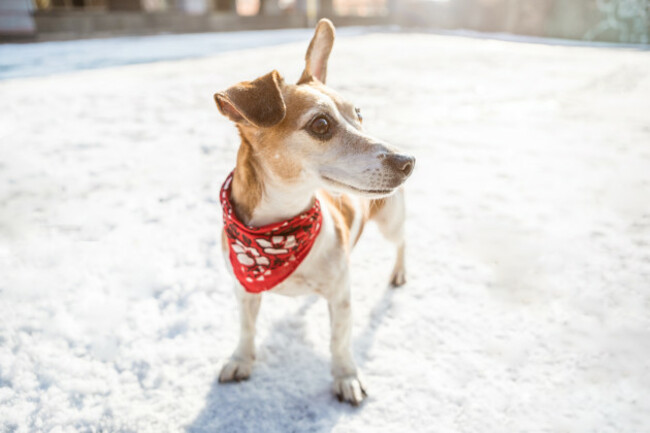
255,235 -> 297,255
220,171 -> 322,293
232,241 -> 271,267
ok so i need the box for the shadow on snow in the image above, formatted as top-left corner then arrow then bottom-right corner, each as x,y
188,287 -> 396,433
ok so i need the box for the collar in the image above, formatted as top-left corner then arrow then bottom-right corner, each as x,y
220,171 -> 322,293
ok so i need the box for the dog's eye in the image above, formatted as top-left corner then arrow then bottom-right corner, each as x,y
355,107 -> 362,122
310,116 -> 330,135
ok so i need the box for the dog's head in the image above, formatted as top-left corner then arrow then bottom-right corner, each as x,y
214,19 -> 415,198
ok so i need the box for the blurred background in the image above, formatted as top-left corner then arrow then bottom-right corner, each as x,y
1,0 -> 649,43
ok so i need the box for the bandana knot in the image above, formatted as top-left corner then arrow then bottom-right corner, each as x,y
220,171 -> 322,293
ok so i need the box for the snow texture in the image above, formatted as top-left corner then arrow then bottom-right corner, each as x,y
1,28 -> 650,433
0,27 -> 370,80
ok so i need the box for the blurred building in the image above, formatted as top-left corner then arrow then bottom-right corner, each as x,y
402,0 -> 649,43
1,0 -> 648,43
0,0 -> 36,38
0,0 -> 389,40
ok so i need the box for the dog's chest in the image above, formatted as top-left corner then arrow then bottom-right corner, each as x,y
268,203 -> 348,297
221,197 -> 353,297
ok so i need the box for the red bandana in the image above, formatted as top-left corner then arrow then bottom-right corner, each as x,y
220,171 -> 323,293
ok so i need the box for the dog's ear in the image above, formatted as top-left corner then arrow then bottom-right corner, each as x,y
214,70 -> 286,127
299,18 -> 335,84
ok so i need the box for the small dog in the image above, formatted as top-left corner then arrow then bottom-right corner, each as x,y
214,19 -> 415,406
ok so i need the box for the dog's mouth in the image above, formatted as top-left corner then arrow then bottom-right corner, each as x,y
320,175 -> 394,196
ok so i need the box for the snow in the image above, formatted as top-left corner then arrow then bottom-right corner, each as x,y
0,27 -> 371,80
1,28 -> 650,433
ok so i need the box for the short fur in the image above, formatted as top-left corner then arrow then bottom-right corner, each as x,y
214,19 -> 415,406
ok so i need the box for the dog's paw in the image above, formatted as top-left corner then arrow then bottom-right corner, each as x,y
218,358 -> 253,383
333,375 -> 367,406
390,267 -> 406,287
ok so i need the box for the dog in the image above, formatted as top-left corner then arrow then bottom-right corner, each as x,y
214,19 -> 415,406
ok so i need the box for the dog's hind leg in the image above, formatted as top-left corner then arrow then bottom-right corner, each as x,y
219,285 -> 262,383
369,188 -> 407,287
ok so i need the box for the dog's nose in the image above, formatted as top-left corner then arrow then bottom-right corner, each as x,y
385,154 -> 415,177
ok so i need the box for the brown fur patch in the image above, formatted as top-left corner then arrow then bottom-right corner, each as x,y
214,70 -> 286,128
319,192 -> 373,249
230,130 -> 263,223
320,191 -> 352,252
367,198 -> 387,220
221,228 -> 228,252
256,86 -> 317,183
298,19 -> 335,84
335,194 -> 355,233
353,202 -> 368,246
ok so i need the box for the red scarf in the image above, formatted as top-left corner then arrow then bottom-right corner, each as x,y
220,171 -> 323,293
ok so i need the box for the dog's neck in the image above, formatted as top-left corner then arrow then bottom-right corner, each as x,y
230,135 -> 316,227
250,177 -> 316,227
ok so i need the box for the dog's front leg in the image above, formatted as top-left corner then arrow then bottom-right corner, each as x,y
219,285 -> 261,383
328,278 -> 367,405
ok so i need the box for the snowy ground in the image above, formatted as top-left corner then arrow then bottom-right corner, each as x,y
1,28 -> 649,433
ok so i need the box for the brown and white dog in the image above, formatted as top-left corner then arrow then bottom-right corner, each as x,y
214,19 -> 415,406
